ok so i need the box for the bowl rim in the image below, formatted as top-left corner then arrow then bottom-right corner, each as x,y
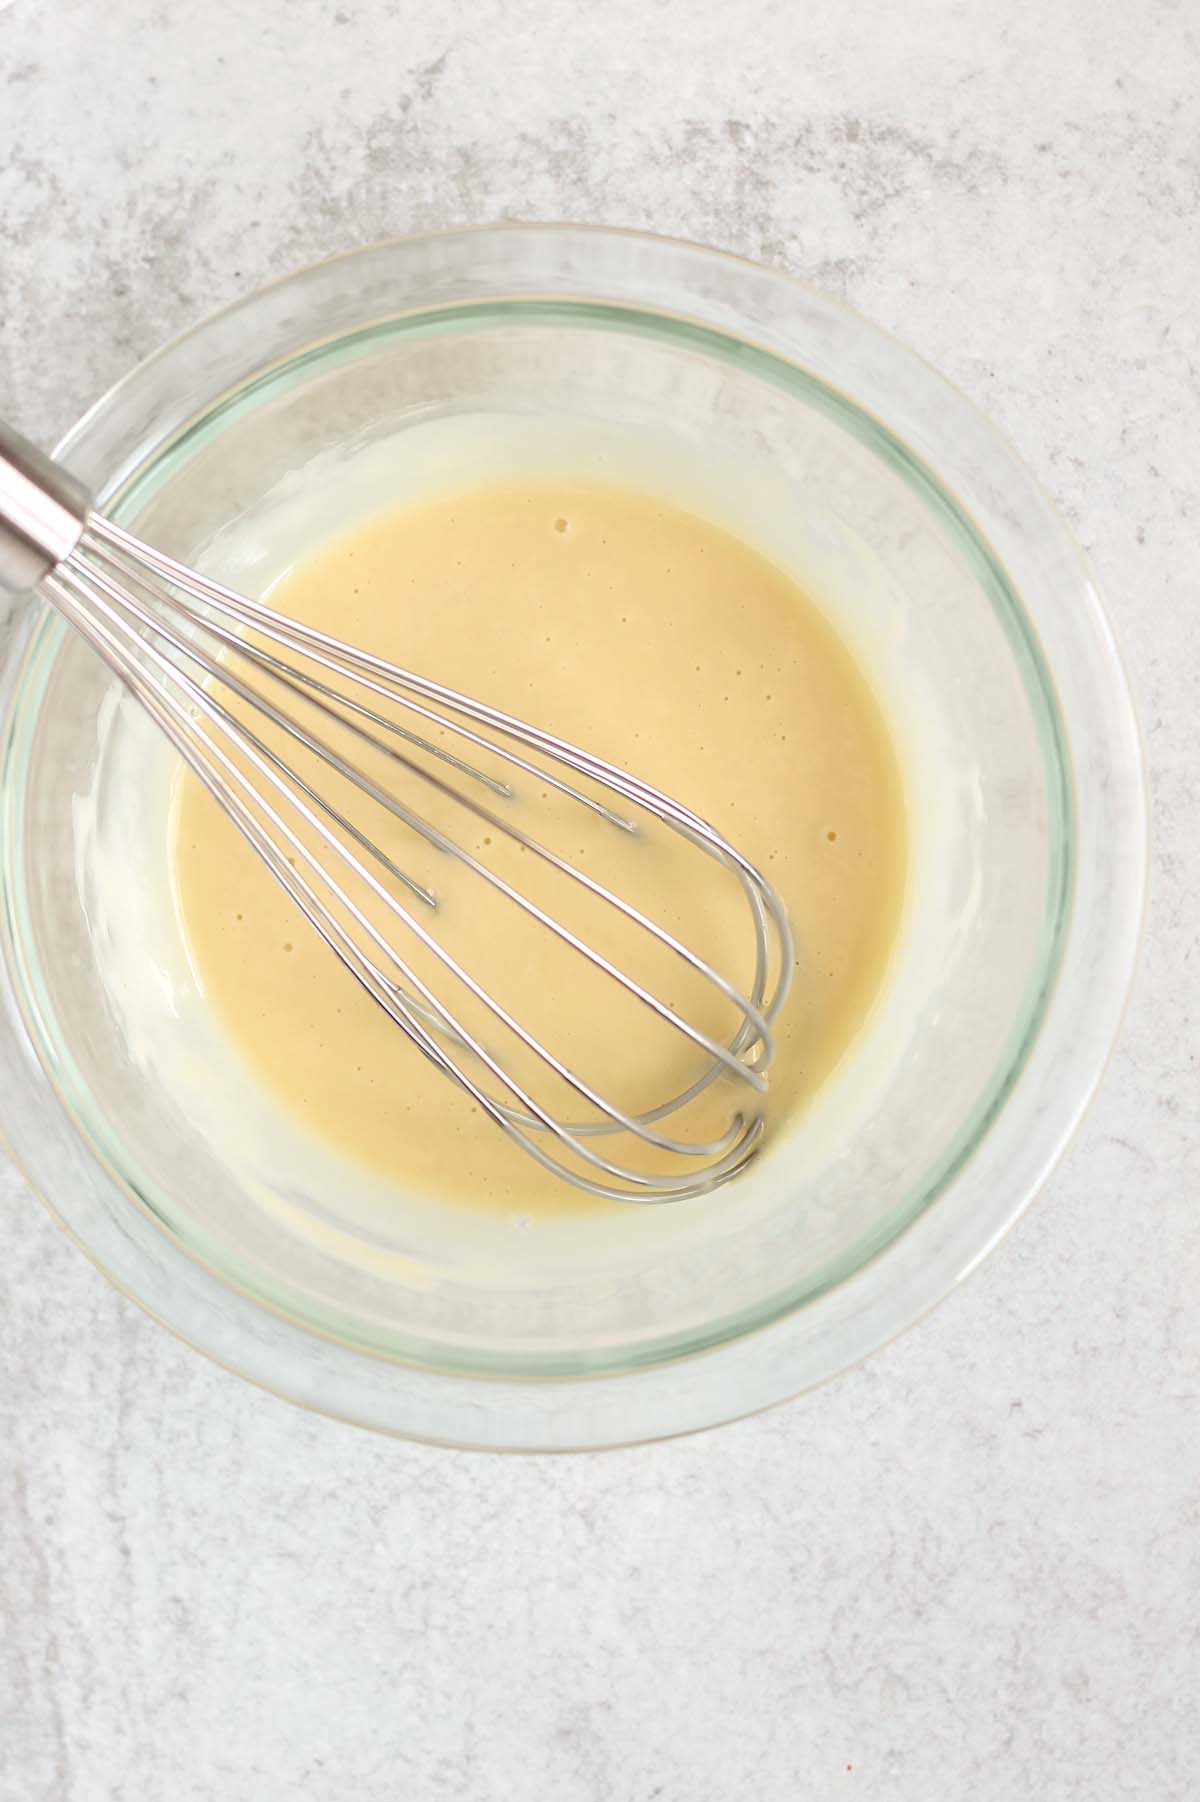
0,224 -> 1149,1448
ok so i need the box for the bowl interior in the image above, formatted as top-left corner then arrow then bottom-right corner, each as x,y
0,284 -> 1070,1380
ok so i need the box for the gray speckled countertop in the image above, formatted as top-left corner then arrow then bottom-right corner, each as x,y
2,3 -> 1198,1797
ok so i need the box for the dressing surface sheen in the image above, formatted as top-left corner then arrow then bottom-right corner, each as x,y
172,481 -> 906,1212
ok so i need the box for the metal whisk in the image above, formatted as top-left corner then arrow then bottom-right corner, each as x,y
0,419 -> 793,1203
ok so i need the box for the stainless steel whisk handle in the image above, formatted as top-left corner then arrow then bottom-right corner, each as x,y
0,419 -> 90,596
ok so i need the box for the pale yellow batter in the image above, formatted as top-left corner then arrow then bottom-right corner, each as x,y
172,480 -> 906,1210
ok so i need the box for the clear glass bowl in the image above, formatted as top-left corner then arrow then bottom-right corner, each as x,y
0,228 -> 1146,1449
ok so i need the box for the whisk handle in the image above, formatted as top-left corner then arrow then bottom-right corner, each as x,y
0,419 -> 90,596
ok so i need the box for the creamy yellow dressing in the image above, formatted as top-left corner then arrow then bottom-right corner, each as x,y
171,480 -> 906,1211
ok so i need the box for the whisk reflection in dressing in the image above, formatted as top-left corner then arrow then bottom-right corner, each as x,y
0,420 -> 793,1203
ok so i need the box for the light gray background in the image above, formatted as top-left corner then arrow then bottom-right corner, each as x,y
2,2 -> 1197,1797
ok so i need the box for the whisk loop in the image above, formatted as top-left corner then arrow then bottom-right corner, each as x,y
0,419 -> 793,1202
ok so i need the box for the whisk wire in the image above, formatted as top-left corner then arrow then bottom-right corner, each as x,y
49,559 -> 766,1196
0,418 -> 796,1203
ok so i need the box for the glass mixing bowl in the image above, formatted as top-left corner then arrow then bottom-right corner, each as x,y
0,228 -> 1146,1449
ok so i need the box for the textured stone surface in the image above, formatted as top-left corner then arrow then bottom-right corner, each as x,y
1,2 -> 1198,1797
